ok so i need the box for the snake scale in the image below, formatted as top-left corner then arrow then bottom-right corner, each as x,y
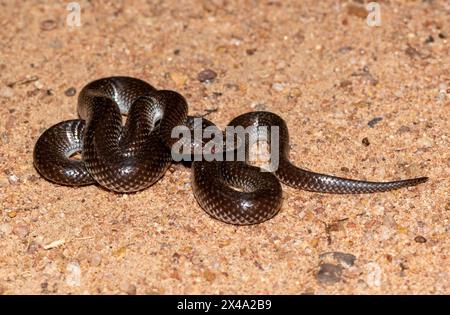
34,77 -> 428,225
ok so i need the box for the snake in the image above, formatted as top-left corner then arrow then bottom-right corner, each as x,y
33,77 -> 428,225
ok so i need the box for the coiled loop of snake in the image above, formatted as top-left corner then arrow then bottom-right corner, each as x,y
34,77 -> 428,225
34,77 -> 188,192
190,112 -> 428,224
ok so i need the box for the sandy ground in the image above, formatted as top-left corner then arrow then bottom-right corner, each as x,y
0,0 -> 448,294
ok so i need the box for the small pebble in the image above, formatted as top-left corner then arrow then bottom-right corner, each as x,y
49,39 -> 63,49
251,102 -> 266,111
316,263 -> 342,285
0,223 -> 12,235
368,117 -> 383,128
414,236 -> 427,243
352,100 -> 371,108
1,131 -> 9,144
65,262 -> 81,287
328,224 -> 345,236
397,126 -> 411,134
7,210 -> 17,218
197,69 -> 217,83
170,270 -> 182,281
120,282 -> 137,295
218,239 -> 231,247
320,252 -> 357,268
417,136 -> 434,148
0,86 -> 14,98
424,35 -> 434,44
338,46 -> 353,54
88,253 -> 102,266
127,284 -> 137,295
40,282 -> 49,294
275,60 -> 286,70
347,4 -> 367,19
224,83 -> 239,91
27,241 -> 41,254
170,72 -> 188,86
203,270 -> 216,282
0,177 -> 9,187
230,37 -> 242,46
8,175 -> 19,185
362,137 -> 370,146
288,87 -> 302,99
365,262 -> 382,287
246,48 -> 257,55
339,80 -> 352,88
43,239 -> 65,250
272,82 -> 285,92
172,252 -> 181,263
64,87 -> 76,97
113,246 -> 127,258
294,30 -> 305,43
405,45 -> 421,59
334,252 -> 356,268
13,225 -> 29,238
40,19 -> 57,31
34,81 -> 44,89
27,174 -> 39,182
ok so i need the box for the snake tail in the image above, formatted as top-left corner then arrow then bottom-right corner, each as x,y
275,159 -> 428,194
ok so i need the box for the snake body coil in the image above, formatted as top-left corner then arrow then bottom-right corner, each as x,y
34,77 -> 428,225
34,77 -> 187,192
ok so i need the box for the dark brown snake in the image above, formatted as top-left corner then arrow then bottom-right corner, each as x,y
34,77 -> 428,225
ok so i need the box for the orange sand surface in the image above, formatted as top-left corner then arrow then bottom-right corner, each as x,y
0,0 -> 448,294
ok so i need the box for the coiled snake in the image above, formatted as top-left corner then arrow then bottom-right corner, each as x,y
33,77 -> 428,225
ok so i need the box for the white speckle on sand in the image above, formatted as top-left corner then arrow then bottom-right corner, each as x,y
66,262 -> 81,287
366,262 -> 382,287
